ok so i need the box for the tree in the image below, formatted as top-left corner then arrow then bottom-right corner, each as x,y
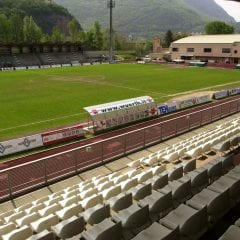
51,26 -> 64,43
92,21 -> 103,50
68,18 -> 78,42
23,16 -> 42,43
0,14 -> 11,43
164,30 -> 173,47
9,13 -> 24,43
205,21 -> 234,34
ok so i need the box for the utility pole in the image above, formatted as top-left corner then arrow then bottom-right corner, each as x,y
107,0 -> 115,63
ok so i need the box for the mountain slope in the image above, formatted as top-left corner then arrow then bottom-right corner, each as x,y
54,0 -> 235,37
0,0 -> 81,34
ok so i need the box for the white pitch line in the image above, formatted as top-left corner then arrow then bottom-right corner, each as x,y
0,112 -> 86,133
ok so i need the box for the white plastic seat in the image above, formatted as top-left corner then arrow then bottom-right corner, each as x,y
108,172 -> 121,180
100,185 -> 121,200
15,203 -> 33,212
38,203 -> 61,217
127,169 -> 142,178
25,203 -> 45,214
44,196 -> 63,207
106,193 -> 133,212
93,176 -> 109,186
16,212 -> 40,227
0,210 -> 15,221
80,194 -> 103,209
162,152 -> 178,163
78,188 -> 98,199
97,181 -> 114,192
32,196 -> 49,206
61,189 -> 79,199
135,171 -> 153,183
2,225 -> 32,240
79,182 -> 94,192
59,195 -> 79,208
112,175 -> 128,184
151,165 -> 166,176
55,203 -> 83,220
0,222 -> 16,239
31,214 -> 59,233
5,211 -> 25,223
119,178 -> 138,192
26,230 -> 55,240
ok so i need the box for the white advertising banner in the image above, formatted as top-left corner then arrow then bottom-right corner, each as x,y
214,90 -> 228,99
196,95 -> 212,104
0,134 -> 43,157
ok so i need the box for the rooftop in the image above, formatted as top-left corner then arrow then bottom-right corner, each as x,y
173,34 -> 240,44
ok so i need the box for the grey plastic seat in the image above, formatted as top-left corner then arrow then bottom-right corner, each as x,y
26,230 -> 55,240
212,140 -> 231,154
145,172 -> 168,190
160,177 -> 192,207
230,136 -> 239,149
82,204 -> 110,225
112,204 -> 150,239
208,175 -> 240,205
51,215 -> 85,239
201,160 -> 223,183
182,159 -> 196,173
184,168 -> 209,194
168,165 -> 183,181
160,204 -> 208,240
235,218 -> 240,227
132,222 -> 180,240
81,218 -> 122,240
139,189 -> 173,221
187,188 -> 230,224
219,225 -> 240,240
106,193 -> 132,212
127,183 -> 152,200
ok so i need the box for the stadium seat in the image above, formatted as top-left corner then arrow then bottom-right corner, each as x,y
201,160 -> 223,183
15,203 -> 33,212
0,222 -> 16,239
4,211 -> 25,223
30,214 -> 59,233
119,178 -> 138,192
132,222 -> 180,240
43,196 -> 63,207
97,181 -> 114,192
106,193 -> 132,212
150,165 -> 166,176
78,188 -> 98,199
38,203 -> 61,217
51,215 -> 85,239
219,225 -> 240,240
187,188 -> 230,224
208,175 -> 240,205
112,175 -> 128,184
100,185 -> 121,200
145,173 -> 168,191
167,165 -> 183,181
15,212 -> 40,227
59,195 -> 79,208
79,182 -> 95,192
160,204 -> 208,240
127,183 -> 152,200
25,203 -> 45,215
2,225 -> 32,240
182,159 -> 196,173
81,218 -> 122,240
139,189 -> 173,221
134,171 -> 153,183
80,194 -> 103,210
127,169 -> 142,178
26,230 -> 55,240
112,204 -> 150,238
161,177 -> 192,207
184,168 -> 209,194
55,203 -> 83,220
82,204 -> 110,225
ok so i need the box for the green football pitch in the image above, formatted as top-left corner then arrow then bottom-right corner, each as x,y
1,63 -> 240,141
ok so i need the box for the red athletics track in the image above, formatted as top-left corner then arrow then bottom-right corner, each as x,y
1,95 -> 240,170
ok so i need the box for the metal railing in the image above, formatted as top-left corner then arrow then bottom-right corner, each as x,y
0,98 -> 240,202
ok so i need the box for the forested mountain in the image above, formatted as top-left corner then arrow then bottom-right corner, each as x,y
0,0 -> 81,34
54,0 -> 236,37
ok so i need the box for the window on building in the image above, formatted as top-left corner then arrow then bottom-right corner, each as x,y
187,48 -> 194,52
222,48 -> 231,53
203,48 -> 212,53
172,48 -> 178,52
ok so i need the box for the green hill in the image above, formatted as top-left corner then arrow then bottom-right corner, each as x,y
0,0 -> 81,34
54,0 -> 235,37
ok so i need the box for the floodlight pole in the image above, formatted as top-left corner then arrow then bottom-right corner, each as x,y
108,0 -> 115,63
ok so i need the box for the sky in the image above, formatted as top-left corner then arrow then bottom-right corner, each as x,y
214,0 -> 240,22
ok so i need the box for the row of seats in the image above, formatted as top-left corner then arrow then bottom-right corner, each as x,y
0,155 -> 235,240
128,117 -> 240,168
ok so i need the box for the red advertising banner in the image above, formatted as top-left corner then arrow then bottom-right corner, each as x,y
42,124 -> 85,145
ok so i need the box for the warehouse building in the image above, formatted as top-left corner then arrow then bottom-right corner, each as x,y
170,34 -> 240,64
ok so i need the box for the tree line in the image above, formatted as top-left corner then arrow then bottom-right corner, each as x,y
0,12 -> 134,51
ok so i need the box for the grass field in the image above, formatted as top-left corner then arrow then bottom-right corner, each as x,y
1,63 -> 240,141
